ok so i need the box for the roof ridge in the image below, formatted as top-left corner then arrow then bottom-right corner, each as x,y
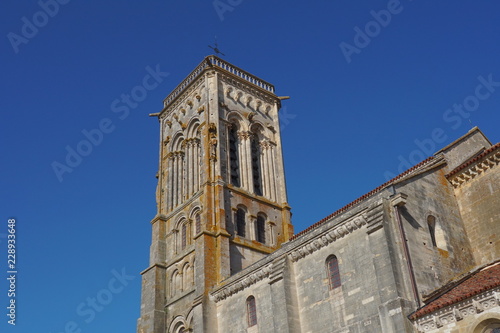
409,258 -> 500,320
446,141 -> 500,178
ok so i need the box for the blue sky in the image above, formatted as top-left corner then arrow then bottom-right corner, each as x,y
1,1 -> 499,332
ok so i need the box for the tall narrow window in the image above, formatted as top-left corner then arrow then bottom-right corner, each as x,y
427,215 -> 437,247
236,208 -> 246,237
228,125 -> 240,187
195,213 -> 201,234
181,223 -> 187,250
251,136 -> 262,196
427,215 -> 448,250
246,296 -> 257,327
326,255 -> 341,290
256,215 -> 266,244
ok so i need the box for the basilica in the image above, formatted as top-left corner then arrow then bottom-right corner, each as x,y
137,56 -> 500,333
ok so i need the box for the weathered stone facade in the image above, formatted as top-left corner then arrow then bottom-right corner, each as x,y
137,56 -> 500,333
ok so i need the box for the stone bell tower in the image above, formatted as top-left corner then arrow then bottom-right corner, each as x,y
137,56 -> 293,333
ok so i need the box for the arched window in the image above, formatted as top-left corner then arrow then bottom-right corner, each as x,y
228,124 -> 240,187
256,215 -> 266,244
195,212 -> 201,234
326,255 -> 341,290
427,215 -> 447,250
181,223 -> 187,250
427,215 -> 437,246
236,208 -> 246,237
246,296 -> 257,327
474,319 -> 500,333
171,270 -> 181,297
251,136 -> 262,196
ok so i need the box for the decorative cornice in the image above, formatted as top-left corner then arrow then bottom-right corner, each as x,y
446,144 -> 500,188
413,287 -> 500,332
219,73 -> 276,105
211,203 -> 380,302
211,262 -> 273,302
289,212 -> 368,262
162,55 -> 276,117
162,76 -> 205,117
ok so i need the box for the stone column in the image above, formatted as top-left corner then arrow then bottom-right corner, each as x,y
260,140 -> 270,199
243,131 -> 254,192
237,131 -> 248,190
173,152 -> 179,207
249,215 -> 257,241
269,221 -> 276,246
167,153 -> 174,211
267,143 -> 277,202
186,139 -> 193,196
194,138 -> 200,192
179,147 -> 186,202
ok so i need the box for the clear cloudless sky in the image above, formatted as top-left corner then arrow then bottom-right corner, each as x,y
1,1 -> 499,332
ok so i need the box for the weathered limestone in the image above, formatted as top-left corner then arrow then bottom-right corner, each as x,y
138,56 -> 500,333
138,56 -> 293,333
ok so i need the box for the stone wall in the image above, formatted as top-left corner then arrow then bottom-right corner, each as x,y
394,162 -> 476,298
451,149 -> 500,267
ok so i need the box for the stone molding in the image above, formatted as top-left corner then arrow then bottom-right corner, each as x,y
268,255 -> 287,284
413,287 -> 500,332
164,192 -> 203,221
289,212 -> 369,263
162,76 -> 205,117
365,202 -> 385,234
210,202 -> 384,302
220,73 -> 276,106
447,149 -> 500,188
211,262 -> 273,302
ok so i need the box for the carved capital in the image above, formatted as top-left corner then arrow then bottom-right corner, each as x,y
208,123 -> 217,136
238,131 -> 251,140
